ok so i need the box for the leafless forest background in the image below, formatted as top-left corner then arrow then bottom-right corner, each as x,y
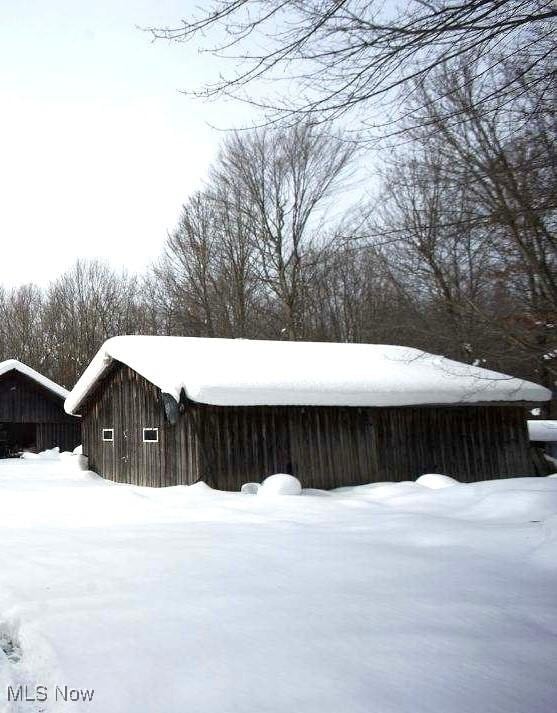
1,2 -> 555,401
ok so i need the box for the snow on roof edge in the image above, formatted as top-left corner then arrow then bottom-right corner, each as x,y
0,359 -> 70,400
528,420 -> 557,442
64,336 -> 552,415
64,353 -> 111,415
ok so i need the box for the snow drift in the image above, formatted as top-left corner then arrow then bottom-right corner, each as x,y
528,420 -> 557,442
1,459 -> 556,713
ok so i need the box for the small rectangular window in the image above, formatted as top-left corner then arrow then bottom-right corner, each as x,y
143,428 -> 159,443
102,428 -> 114,442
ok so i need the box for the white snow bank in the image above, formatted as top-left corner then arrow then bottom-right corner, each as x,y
463,489 -> 557,522
0,460 -> 557,713
21,447 -> 88,471
330,477 -> 557,524
21,446 -> 61,460
241,482 -> 260,494
258,474 -> 302,496
333,481 -> 424,500
64,336 -> 551,414
0,358 -> 69,399
188,481 -> 213,493
60,451 -> 89,471
242,480 -> 330,496
416,473 -> 460,489
528,420 -> 557,442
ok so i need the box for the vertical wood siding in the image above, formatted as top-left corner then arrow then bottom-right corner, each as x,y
35,423 -> 81,452
80,362 -> 532,489
372,404 -> 531,482
81,364 -> 168,485
191,405 -> 380,490
0,371 -> 80,452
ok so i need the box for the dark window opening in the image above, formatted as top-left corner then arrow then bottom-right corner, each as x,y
143,428 -> 159,443
102,428 -> 114,442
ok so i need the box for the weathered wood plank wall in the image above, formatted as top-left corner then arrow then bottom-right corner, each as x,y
80,362 -> 532,489
190,404 -> 380,489
81,364 -> 167,485
191,403 -> 529,487
35,423 -> 81,452
0,372 -> 73,422
373,404 -> 530,482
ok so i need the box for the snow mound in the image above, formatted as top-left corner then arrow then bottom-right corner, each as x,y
22,447 -> 88,471
1,461 -> 557,712
21,447 -> 61,460
60,451 -> 89,471
187,481 -> 213,493
73,444 -> 83,455
259,474 -> 302,496
464,489 -> 557,521
241,482 -> 260,495
333,481 -> 423,500
416,474 -> 460,489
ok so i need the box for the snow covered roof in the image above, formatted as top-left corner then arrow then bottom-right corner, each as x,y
0,359 -> 69,400
64,336 -> 551,414
528,420 -> 557,442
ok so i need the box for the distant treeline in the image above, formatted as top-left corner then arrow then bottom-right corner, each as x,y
0,54 -> 555,401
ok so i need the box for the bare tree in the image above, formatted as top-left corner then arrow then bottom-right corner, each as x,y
155,189 -> 263,338
0,284 -> 46,370
299,242 -> 399,343
43,260 -> 143,386
211,125 -> 356,338
365,53 -> 556,385
372,153 -> 498,363
148,1 -> 556,135
139,272 -> 178,337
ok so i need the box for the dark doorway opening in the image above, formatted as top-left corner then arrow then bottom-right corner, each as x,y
0,423 -> 37,458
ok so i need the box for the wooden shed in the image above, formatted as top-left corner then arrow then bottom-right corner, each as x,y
0,360 -> 80,457
65,336 -> 551,489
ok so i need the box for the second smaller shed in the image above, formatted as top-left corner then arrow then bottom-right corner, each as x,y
0,359 -> 80,457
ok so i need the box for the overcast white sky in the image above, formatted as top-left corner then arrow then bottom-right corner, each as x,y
0,0 -> 252,286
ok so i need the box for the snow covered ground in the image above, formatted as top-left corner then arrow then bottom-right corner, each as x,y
1,457 -> 557,713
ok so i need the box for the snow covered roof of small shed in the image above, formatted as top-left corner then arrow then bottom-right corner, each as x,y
64,336 -> 551,414
0,359 -> 69,400
528,420 -> 557,442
